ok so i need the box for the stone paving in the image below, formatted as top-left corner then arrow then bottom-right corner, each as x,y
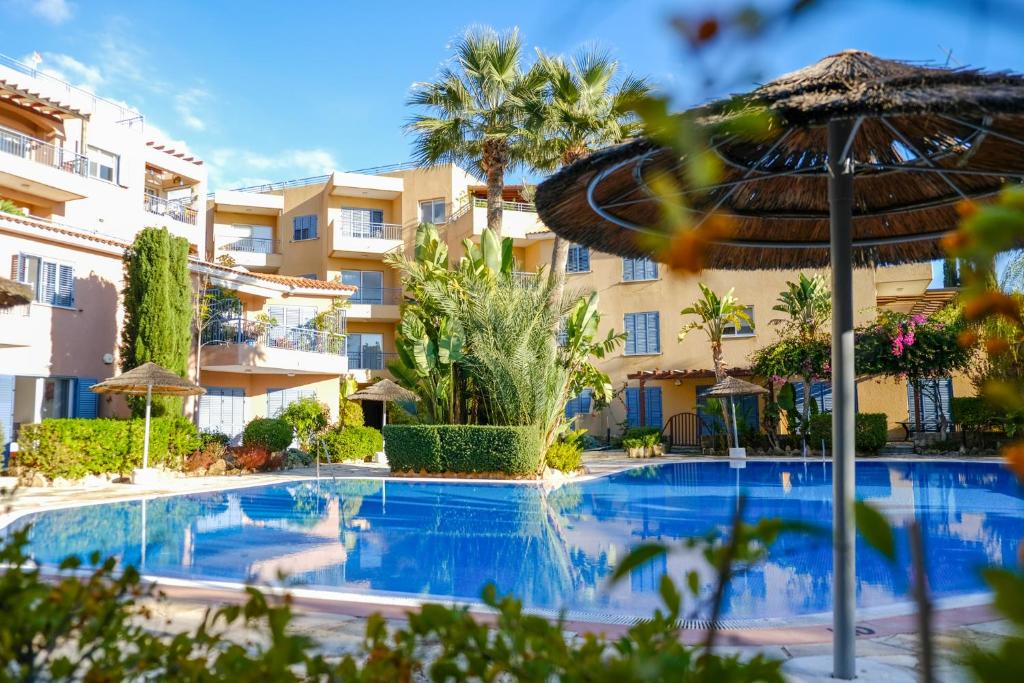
1,451 -> 1010,681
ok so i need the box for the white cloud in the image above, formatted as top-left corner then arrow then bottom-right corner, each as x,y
206,147 -> 339,189
175,88 -> 208,131
144,121 -> 196,157
29,0 -> 71,23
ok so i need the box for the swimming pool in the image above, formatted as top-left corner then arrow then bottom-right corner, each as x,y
9,460 -> 1024,623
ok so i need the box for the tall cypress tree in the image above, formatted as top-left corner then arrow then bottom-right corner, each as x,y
121,227 -> 192,416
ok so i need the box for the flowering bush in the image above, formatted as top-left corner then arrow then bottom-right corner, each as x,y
855,308 -> 973,379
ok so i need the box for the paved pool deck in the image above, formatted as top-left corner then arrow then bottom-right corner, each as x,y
0,452 -> 1011,682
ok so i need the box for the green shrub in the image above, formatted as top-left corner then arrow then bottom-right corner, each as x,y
622,437 -> 644,450
322,425 -> 383,462
952,396 -> 1001,431
199,431 -> 230,448
383,425 -> 542,475
338,399 -> 364,428
546,441 -> 583,472
278,397 -> 330,451
623,426 -> 661,440
808,412 -> 889,454
15,417 -> 188,479
284,448 -> 312,468
242,418 -> 293,452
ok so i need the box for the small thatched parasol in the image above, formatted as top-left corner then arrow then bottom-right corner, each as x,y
348,379 -> 416,428
704,376 -> 769,452
92,362 -> 204,477
0,277 -> 32,308
535,50 -> 1024,679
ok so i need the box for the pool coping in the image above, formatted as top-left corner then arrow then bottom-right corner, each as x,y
1,456 -> 1010,641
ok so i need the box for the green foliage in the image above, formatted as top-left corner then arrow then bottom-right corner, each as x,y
338,377 -> 364,428
322,425 -> 383,462
120,227 -> 192,417
16,417 -> 197,479
545,440 -> 582,473
770,272 -> 831,338
855,308 -> 973,380
807,412 -> 889,454
952,396 -> 1002,432
284,448 -> 313,468
384,425 -> 542,475
855,501 -> 896,561
621,437 -> 644,450
199,431 -> 230,448
277,397 -> 330,452
0,198 -> 25,216
242,418 -> 294,452
623,426 -> 661,440
963,567 -> 1024,681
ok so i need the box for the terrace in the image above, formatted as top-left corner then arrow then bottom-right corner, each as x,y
0,124 -> 92,201
200,315 -> 348,375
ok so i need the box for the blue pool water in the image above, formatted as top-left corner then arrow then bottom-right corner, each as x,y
10,461 -> 1024,621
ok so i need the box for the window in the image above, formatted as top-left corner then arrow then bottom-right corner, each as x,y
624,312 -> 660,355
566,244 -> 590,273
267,387 -> 316,419
625,387 -> 662,428
622,257 -> 658,282
41,378 -> 73,419
292,214 -> 318,241
419,198 -> 446,225
87,146 -> 119,183
340,208 -> 385,238
565,389 -> 593,419
907,378 -> 953,432
198,387 -> 246,443
723,306 -> 755,337
342,270 -> 384,304
347,333 -> 385,369
13,254 -> 74,307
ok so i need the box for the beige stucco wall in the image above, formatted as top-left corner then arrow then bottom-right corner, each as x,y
198,371 -> 341,422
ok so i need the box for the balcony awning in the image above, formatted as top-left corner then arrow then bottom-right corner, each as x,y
0,78 -> 89,120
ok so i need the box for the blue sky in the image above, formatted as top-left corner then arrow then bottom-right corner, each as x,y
2,0 -> 1022,284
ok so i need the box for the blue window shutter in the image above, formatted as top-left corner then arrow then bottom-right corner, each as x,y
309,214 -> 318,238
634,314 -> 647,353
792,382 -> 805,415
624,314 -> 637,355
646,259 -> 658,280
625,388 -> 640,428
57,265 -> 74,307
0,375 -> 14,455
623,258 -> 634,282
41,261 -> 57,304
74,378 -> 99,418
580,247 -> 590,272
647,313 -> 660,353
292,216 -> 301,240
581,389 -> 593,414
564,395 -> 578,419
645,387 -> 662,428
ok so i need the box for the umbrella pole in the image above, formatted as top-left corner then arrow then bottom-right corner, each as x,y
730,397 -> 739,450
142,383 -> 153,471
828,118 -> 857,680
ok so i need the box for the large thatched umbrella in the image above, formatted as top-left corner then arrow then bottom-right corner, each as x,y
535,50 -> 1024,678
92,362 -> 204,480
0,277 -> 32,308
348,379 -> 416,427
704,376 -> 768,456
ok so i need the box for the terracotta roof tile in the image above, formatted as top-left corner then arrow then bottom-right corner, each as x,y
0,212 -> 128,249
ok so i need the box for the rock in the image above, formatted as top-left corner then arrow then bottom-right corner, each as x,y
207,459 -> 227,476
81,474 -> 107,488
51,477 -> 72,489
29,472 -> 48,488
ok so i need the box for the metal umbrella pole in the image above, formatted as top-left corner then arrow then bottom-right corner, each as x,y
142,382 -> 153,470
828,118 -> 857,680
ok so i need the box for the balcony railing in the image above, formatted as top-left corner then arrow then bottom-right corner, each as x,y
218,237 -> 280,254
202,318 -> 345,355
0,125 -> 88,176
0,303 -> 30,317
472,197 -> 536,213
144,195 -> 198,225
350,287 -> 403,305
511,271 -> 540,287
347,350 -> 398,370
335,219 -> 402,241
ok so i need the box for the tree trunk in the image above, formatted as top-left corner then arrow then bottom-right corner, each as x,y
712,341 -> 733,448
547,236 -> 570,310
486,164 -> 504,239
802,377 -> 812,454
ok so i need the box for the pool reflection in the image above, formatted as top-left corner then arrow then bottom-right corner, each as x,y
14,461 -> 1024,620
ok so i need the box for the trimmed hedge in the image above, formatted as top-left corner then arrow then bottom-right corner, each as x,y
16,416 -> 199,479
383,425 -> 542,476
951,396 -> 1001,431
242,418 -> 293,452
322,425 -> 383,462
808,412 -> 889,454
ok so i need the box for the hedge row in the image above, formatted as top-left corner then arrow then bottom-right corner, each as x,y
383,425 -> 542,475
323,425 -> 383,462
807,412 -> 889,454
16,416 -> 200,479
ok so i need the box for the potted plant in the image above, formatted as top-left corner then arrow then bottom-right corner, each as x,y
623,437 -> 644,459
645,432 -> 665,457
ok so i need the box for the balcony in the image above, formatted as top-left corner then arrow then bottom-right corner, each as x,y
0,303 -> 35,348
347,349 -> 398,383
144,194 -> 198,226
200,318 -> 348,375
447,198 -> 550,244
0,125 -> 91,201
329,218 -> 403,258
346,287 -> 402,321
213,236 -> 283,272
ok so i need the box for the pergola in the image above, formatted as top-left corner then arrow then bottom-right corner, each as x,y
626,368 -> 754,428
535,50 -> 1024,678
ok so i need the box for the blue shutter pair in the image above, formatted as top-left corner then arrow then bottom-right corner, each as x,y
625,387 -> 662,428
624,312 -> 660,355
564,389 -> 594,419
907,378 -> 953,431
622,257 -> 657,282
293,215 -> 318,240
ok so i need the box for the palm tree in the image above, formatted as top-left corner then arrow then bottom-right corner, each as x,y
406,27 -> 546,239
527,49 -> 651,306
679,284 -> 752,448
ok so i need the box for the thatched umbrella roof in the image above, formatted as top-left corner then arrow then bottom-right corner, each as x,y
348,379 -> 416,403
0,277 -> 32,308
535,50 -> 1024,269
91,362 -> 205,397
703,375 -> 769,398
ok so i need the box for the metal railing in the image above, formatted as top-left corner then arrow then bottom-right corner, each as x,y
0,125 -> 88,175
472,197 -> 536,213
350,287 -> 403,305
334,219 -> 402,241
347,350 -> 398,370
217,237 -> 280,254
511,271 -> 540,287
144,195 -> 198,225
0,303 -> 30,317
202,318 -> 345,355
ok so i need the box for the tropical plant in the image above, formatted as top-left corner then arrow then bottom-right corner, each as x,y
406,26 -> 546,238
526,48 -> 652,307
771,272 -> 831,338
338,376 -> 364,428
120,227 -> 192,417
679,284 -> 752,447
278,397 -> 330,452
0,198 -> 25,216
